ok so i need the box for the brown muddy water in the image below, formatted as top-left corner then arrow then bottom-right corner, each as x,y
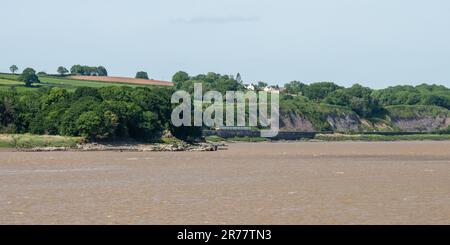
0,141 -> 449,225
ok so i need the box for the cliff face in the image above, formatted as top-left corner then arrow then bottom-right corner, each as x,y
386,105 -> 450,132
280,111 -> 450,132
390,117 -> 450,132
280,112 -> 315,132
279,111 -> 361,132
326,114 -> 361,132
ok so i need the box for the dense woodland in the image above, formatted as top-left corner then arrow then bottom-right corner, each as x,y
1,69 -> 450,141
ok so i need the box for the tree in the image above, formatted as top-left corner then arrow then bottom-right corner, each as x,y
135,71 -> 149,79
0,91 -> 16,127
97,66 -> 108,76
42,87 -> 70,108
284,81 -> 307,95
73,87 -> 102,100
172,71 -> 190,88
70,65 -> 107,76
60,97 -> 100,136
236,73 -> 242,84
76,111 -> 103,139
256,81 -> 268,91
324,84 -> 381,117
57,66 -> 69,76
70,65 -> 83,75
422,94 -> 450,109
9,65 -> 18,74
18,68 -> 40,87
303,82 -> 343,102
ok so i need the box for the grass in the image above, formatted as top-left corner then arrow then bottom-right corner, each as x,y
2,133 -> 449,148
205,135 -> 269,142
0,73 -> 151,92
315,133 -> 450,142
0,134 -> 84,148
159,137 -> 184,144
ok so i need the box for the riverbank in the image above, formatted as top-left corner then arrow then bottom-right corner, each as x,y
20,142 -> 223,152
3,133 -> 450,152
0,134 -> 222,152
205,133 -> 450,143
314,133 -> 450,141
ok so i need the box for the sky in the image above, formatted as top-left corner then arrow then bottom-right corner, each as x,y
1,0 -> 450,88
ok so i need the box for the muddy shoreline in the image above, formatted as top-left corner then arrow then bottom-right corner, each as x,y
13,142 -> 227,152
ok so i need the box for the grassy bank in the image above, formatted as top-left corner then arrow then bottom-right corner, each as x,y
3,133 -> 450,149
0,134 -> 84,148
315,133 -> 450,142
206,136 -> 269,143
206,133 -> 450,143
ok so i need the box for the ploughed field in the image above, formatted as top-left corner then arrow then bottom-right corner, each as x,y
68,75 -> 173,86
0,141 -> 449,225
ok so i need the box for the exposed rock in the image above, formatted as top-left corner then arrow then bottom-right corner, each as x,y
391,117 -> 450,132
327,114 -> 361,132
18,147 -> 69,152
280,111 -> 362,132
280,112 -> 315,132
275,110 -> 450,133
20,142 -> 221,152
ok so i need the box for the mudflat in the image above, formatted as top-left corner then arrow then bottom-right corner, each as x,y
0,141 -> 449,225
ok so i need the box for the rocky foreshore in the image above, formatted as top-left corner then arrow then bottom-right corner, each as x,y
18,142 -> 227,152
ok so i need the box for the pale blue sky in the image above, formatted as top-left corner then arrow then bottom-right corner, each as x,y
2,0 -> 450,88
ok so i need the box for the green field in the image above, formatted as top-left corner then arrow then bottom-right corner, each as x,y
206,135 -> 270,143
0,73 -> 147,92
0,134 -> 84,148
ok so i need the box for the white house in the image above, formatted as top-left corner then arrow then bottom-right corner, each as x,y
244,84 -> 256,91
263,86 -> 280,93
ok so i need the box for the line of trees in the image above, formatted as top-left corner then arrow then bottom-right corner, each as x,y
7,64 -> 107,77
70,65 -> 108,76
283,81 -> 450,118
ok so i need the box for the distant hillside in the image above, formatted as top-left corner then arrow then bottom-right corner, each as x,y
0,73 -> 171,92
280,81 -> 450,133
1,70 -> 450,142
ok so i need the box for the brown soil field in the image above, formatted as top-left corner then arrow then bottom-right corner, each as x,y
0,141 -> 449,225
69,75 -> 174,86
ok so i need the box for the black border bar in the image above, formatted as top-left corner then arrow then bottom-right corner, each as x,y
0,225 -> 449,243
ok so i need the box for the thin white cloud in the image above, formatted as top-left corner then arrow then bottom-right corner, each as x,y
170,15 -> 260,24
